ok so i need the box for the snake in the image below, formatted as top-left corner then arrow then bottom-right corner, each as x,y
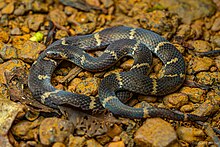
28,26 -> 207,121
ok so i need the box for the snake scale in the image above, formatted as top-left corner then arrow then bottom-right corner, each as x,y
28,26 -> 207,121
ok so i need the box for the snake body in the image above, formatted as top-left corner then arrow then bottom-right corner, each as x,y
28,26 -> 207,121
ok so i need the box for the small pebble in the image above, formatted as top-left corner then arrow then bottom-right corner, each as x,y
10,27 -> 22,35
176,127 -> 205,143
108,141 -> 125,147
191,40 -> 212,52
14,5 -> 25,16
68,135 -> 86,147
181,87 -> 204,103
107,124 -> 122,138
189,57 -> 214,73
39,117 -> 74,145
76,77 -> 101,96
163,93 -> 188,109
211,17 -> 220,31
86,139 -> 102,147
134,118 -> 177,147
2,2 -> 14,14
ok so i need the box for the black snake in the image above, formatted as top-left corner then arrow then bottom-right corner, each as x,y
28,26 -> 207,121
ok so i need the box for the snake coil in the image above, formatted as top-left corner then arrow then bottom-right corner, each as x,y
28,26 -> 207,121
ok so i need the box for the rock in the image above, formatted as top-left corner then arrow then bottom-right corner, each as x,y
68,135 -> 86,147
78,71 -> 93,78
191,20 -> 204,39
180,87 -> 205,103
215,55 -> 220,70
108,141 -> 125,147
76,77 -> 101,96
0,44 -> 17,60
0,99 -> 24,136
191,40 -> 212,52
120,59 -> 134,70
176,127 -> 206,143
0,83 -> 9,99
0,31 -> 9,43
74,22 -> 96,35
55,30 -> 69,40
0,2 -> 6,9
96,134 -> 112,145
0,59 -> 28,84
21,26 -> 30,33
196,72 -> 219,86
39,117 -> 74,145
180,104 -> 194,112
32,1 -> 48,12
64,6 -> 77,15
211,16 -> 220,31
11,117 -> 44,140
12,34 -> 31,49
10,27 -> 22,35
52,142 -> 66,147
14,5 -> 25,16
140,10 -> 179,37
107,124 -> 122,138
134,118 -> 178,147
101,0 -> 114,8
197,141 -> 209,147
159,0 -> 216,24
26,14 -> 45,31
74,12 -> 89,24
189,57 -> 214,73
68,78 -> 82,92
138,95 -> 157,103
174,44 -> 185,54
192,100 -> 219,116
49,9 -> 67,26
2,2 -> 14,14
211,34 -> 220,47
120,131 -> 134,147
176,24 -> 194,40
16,40 -> 46,63
86,139 -> 102,147
163,93 -> 188,109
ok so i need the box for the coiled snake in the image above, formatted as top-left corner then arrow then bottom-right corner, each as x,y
28,26 -> 207,121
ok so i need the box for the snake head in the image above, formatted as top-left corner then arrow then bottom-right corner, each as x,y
46,50 -> 68,59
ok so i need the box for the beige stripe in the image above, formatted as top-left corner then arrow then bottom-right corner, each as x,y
94,33 -> 101,46
164,73 -> 185,78
102,96 -> 116,107
131,40 -> 141,55
131,63 -> 150,70
61,38 -> 68,45
129,28 -> 136,39
41,90 -> 61,103
115,73 -> 123,88
89,96 -> 96,109
143,107 -> 150,118
33,61 -> 37,65
184,114 -> 188,121
166,57 -> 178,65
105,50 -> 118,60
43,57 -> 57,65
151,79 -> 157,95
80,55 -> 86,65
180,73 -> 185,78
155,42 -> 172,53
38,75 -> 50,80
